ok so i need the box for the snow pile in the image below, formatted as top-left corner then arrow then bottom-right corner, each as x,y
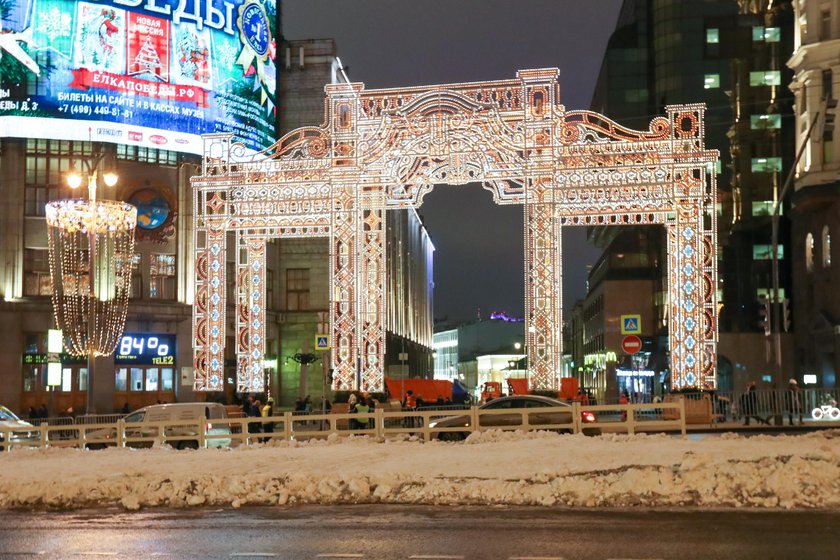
1,430 -> 839,510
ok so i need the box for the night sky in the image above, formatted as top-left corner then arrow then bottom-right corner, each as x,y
282,0 -> 622,324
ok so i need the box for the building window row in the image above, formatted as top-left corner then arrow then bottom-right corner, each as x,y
116,145 -> 178,166
24,249 -> 175,300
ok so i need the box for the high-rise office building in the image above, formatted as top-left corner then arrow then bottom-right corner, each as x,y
582,0 -> 796,397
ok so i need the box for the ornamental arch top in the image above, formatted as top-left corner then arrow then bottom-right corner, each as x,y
191,68 -> 719,394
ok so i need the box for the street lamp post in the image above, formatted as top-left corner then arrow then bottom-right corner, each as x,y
46,147 -> 136,414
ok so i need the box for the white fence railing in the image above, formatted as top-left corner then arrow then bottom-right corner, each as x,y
1,400 -> 688,452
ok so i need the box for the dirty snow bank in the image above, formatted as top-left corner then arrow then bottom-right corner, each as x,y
1,430 -> 838,510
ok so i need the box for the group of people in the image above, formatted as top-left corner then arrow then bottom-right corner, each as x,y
347,392 -> 375,430
739,379 -> 804,426
242,395 -> 275,439
26,404 -> 49,420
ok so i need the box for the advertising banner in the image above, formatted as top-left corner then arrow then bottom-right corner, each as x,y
0,0 -> 277,154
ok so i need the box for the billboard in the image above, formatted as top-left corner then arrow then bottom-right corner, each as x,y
0,0 -> 277,154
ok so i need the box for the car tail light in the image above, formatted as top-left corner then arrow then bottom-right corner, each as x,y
582,411 -> 596,423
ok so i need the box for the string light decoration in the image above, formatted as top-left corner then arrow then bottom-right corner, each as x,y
192,68 -> 719,393
46,157 -> 137,412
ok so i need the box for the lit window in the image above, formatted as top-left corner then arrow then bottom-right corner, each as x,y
749,71 -> 781,86
764,27 -> 780,42
286,268 -> 310,311
704,74 -> 720,89
750,114 -> 782,129
752,201 -> 781,216
706,28 -> 720,43
806,233 -> 815,272
757,288 -> 785,299
161,368 -> 174,391
61,368 -> 72,392
752,26 -> 765,41
822,226 -> 831,267
130,368 -> 144,391
23,248 -> 52,296
150,253 -> 176,300
116,368 -> 128,391
753,245 -> 783,260
751,157 -> 782,172
146,368 -> 159,391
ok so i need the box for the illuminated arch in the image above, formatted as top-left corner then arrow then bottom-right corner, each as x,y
191,68 -> 719,393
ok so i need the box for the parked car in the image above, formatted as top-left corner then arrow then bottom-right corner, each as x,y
86,403 -> 231,449
429,395 -> 600,440
0,405 -> 38,449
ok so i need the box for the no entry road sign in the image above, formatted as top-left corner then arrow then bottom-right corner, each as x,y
621,335 -> 642,355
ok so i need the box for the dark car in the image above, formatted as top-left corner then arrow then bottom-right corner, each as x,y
429,394 -> 599,440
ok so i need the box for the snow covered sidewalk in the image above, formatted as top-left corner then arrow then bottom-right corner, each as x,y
1,430 -> 839,510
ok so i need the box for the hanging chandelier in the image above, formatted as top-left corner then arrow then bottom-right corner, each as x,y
45,169 -> 137,358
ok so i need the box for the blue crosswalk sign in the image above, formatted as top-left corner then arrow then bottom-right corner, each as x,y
315,334 -> 330,351
621,315 -> 641,335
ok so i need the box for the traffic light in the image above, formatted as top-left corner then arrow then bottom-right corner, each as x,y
824,97 -> 837,142
783,298 -> 791,332
758,296 -> 771,336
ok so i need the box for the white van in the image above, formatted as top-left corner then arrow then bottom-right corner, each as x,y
87,402 -> 231,449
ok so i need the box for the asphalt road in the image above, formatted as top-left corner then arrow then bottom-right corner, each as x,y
0,505 -> 837,559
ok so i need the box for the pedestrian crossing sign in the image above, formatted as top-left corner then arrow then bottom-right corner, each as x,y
621,315 -> 641,335
315,334 -> 330,351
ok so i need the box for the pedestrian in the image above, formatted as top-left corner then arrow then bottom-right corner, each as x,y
786,378 -> 803,426
27,406 -> 36,420
243,395 -> 255,417
121,402 -> 130,414
243,396 -> 260,434
260,397 -> 274,442
619,390 -> 629,421
401,390 -> 415,409
353,395 -> 370,430
37,403 -> 48,419
743,382 -> 770,426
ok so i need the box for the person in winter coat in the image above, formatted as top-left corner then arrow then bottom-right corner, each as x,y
619,390 -> 629,421
742,382 -> 770,426
260,397 -> 274,441
352,395 -> 370,430
785,379 -> 803,426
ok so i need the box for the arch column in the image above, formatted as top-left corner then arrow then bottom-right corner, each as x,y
668,200 -> 712,389
525,178 -> 562,389
359,202 -> 387,392
235,231 -> 267,393
331,184 -> 359,390
193,220 -> 227,391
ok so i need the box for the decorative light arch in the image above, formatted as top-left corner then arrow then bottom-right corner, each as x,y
191,68 -> 719,393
